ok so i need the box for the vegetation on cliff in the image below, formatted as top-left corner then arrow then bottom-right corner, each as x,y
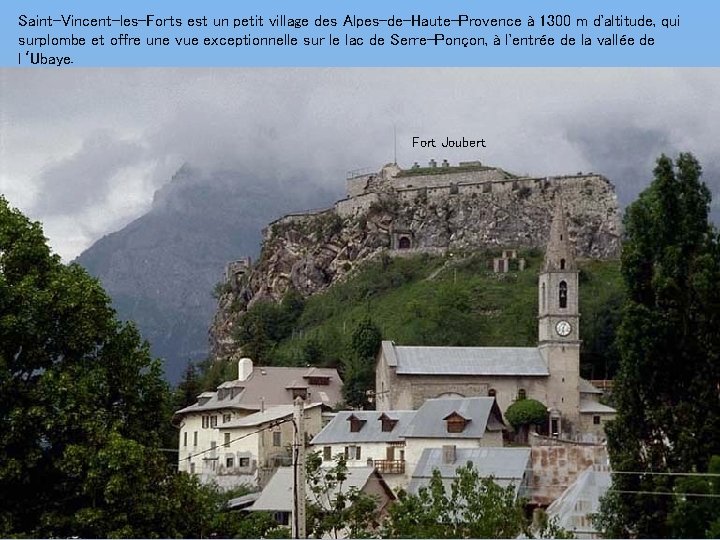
199,249 -> 623,398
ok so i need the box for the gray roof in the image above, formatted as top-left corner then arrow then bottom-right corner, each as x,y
382,341 -> 549,376
311,410 -> 417,445
223,403 -> 322,429
250,466 -> 379,512
407,447 -> 532,495
579,378 -> 603,395
547,466 -> 611,535
175,366 -> 343,416
402,397 -> 504,439
579,399 -> 616,414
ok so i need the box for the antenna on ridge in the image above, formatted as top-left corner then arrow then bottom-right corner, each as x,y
393,124 -> 397,165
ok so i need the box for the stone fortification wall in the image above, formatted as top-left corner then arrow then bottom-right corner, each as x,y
393,167 -> 510,190
209,163 -> 621,360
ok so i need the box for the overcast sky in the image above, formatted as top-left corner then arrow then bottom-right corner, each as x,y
1,68 -> 719,261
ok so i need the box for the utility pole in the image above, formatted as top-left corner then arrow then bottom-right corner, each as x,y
292,397 -> 306,539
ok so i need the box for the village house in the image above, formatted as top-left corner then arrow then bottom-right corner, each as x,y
407,446 -> 533,499
375,198 -> 615,440
249,466 -> 395,529
174,358 -> 343,480
310,396 -> 505,490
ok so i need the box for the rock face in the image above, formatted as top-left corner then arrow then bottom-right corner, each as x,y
77,165 -> 337,382
210,162 -> 621,360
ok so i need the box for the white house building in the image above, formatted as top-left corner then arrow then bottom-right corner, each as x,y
310,396 -> 506,490
175,358 -> 342,482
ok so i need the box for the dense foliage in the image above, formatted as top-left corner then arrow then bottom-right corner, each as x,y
224,250 -> 623,386
598,154 -> 720,538
382,462 -> 571,539
0,197 -> 276,538
505,398 -> 548,430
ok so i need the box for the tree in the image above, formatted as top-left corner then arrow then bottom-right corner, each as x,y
305,452 -> 379,538
0,196 -> 232,537
505,398 -> 548,442
341,317 -> 382,408
382,462 -> 567,538
598,154 -> 720,538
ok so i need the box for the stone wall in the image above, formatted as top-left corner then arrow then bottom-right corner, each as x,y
209,164 -> 621,361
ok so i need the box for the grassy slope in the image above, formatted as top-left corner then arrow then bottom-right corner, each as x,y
269,251 -> 623,379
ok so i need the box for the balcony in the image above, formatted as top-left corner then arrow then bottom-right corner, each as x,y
373,459 -> 405,474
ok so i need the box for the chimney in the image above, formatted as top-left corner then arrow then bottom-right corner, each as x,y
442,445 -> 456,464
238,357 -> 253,381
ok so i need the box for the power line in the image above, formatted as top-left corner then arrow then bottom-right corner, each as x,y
609,489 -> 720,499
609,470 -> 720,478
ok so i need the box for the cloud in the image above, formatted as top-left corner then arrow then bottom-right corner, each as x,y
2,68 -> 720,259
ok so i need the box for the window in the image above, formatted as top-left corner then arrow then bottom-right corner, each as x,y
273,431 -> 281,447
323,446 -> 332,461
308,376 -> 329,385
559,281 -> 568,309
444,412 -> 468,433
223,413 -> 232,423
190,462 -> 195,474
593,415 -> 601,425
488,388 -> 497,398
183,431 -> 187,447
291,388 -> 308,400
202,415 -> 209,429
560,258 -> 566,270
541,283 -> 546,311
226,456 -> 234,468
348,414 -> 366,433
193,431 -> 198,447
224,432 -> 231,447
239,457 -> 250,467
518,388 -> 527,400
210,415 -> 218,428
379,414 -> 398,432
344,445 -> 361,460
210,441 -> 217,451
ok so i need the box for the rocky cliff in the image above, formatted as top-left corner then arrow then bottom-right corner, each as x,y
210,162 -> 621,360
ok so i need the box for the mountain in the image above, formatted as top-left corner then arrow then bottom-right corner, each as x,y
76,165 -> 339,382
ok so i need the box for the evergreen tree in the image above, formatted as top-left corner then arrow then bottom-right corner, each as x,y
598,154 -> 720,538
341,317 -> 382,408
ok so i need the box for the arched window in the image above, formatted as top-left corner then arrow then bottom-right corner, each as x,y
488,388 -> 497,398
559,281 -> 568,309
518,388 -> 527,400
398,236 -> 411,249
560,258 -> 566,270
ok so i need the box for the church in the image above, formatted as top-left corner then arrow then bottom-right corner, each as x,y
374,198 -> 616,441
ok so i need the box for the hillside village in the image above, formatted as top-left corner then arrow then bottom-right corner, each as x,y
175,161 -> 621,537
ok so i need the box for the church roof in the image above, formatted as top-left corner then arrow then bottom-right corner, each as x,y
382,341 -> 549,376
544,195 -> 577,272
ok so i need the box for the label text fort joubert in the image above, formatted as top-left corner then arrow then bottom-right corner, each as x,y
413,136 -> 487,148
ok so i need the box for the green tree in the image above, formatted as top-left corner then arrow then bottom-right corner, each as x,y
341,317 -> 382,408
505,398 -> 548,442
305,452 -> 379,538
382,462 -> 565,538
598,154 -> 720,538
0,196 -> 232,537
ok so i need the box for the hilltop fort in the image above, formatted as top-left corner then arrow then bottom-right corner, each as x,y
209,160 -> 621,360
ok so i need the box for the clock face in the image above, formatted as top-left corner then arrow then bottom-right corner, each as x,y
555,320 -> 572,337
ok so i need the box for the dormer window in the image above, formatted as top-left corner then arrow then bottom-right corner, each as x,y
307,376 -> 330,386
379,414 -> 398,432
348,414 -> 366,433
291,388 -> 308,400
444,412 -> 470,433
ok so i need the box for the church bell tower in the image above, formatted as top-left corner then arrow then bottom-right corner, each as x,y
538,195 -> 581,433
